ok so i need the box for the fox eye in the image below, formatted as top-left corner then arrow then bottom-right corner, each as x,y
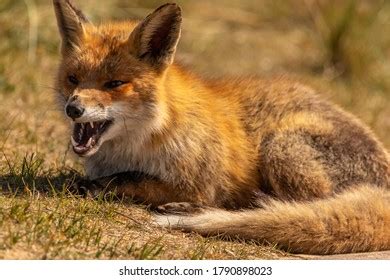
104,80 -> 125,89
68,75 -> 79,85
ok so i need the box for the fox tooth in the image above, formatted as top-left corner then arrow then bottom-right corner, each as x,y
86,137 -> 93,147
90,122 -> 94,128
71,136 -> 78,147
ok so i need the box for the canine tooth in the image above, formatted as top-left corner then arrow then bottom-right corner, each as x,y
86,137 -> 93,147
71,136 -> 78,147
90,122 -> 94,128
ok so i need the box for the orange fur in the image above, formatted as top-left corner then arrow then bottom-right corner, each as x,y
53,1 -> 390,255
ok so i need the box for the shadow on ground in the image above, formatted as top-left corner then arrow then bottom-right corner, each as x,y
0,172 -> 80,196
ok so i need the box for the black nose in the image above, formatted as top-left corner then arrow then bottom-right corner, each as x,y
66,104 -> 84,119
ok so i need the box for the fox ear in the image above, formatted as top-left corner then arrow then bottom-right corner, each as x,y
129,3 -> 182,71
53,0 -> 89,52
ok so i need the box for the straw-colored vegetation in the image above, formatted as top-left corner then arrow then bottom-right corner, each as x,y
0,0 -> 389,259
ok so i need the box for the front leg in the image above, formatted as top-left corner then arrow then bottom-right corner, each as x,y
75,171 -> 209,211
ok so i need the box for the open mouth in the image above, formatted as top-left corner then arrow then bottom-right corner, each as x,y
71,120 -> 113,156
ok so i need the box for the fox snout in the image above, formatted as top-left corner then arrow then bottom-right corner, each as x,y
64,94 -> 106,122
66,97 -> 85,120
63,93 -> 115,157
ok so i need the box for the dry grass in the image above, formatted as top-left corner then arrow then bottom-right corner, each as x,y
0,0 -> 389,259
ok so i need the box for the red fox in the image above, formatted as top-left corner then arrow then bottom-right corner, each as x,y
53,0 -> 390,255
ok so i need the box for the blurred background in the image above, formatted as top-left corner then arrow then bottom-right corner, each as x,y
0,0 -> 389,173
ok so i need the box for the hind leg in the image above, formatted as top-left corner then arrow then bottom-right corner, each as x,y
260,133 -> 334,201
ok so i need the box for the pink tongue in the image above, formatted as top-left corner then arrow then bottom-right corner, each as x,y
73,144 -> 91,154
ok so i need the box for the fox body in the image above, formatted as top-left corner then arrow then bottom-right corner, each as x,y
53,0 -> 390,254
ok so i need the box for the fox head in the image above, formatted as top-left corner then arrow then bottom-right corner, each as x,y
53,0 -> 181,157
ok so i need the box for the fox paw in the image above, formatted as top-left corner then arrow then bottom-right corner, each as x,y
69,178 -> 104,199
156,202 -> 204,214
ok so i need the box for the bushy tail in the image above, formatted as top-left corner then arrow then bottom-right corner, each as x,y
155,185 -> 390,254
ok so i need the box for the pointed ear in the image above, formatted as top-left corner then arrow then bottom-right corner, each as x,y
53,0 -> 89,52
129,3 -> 182,71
